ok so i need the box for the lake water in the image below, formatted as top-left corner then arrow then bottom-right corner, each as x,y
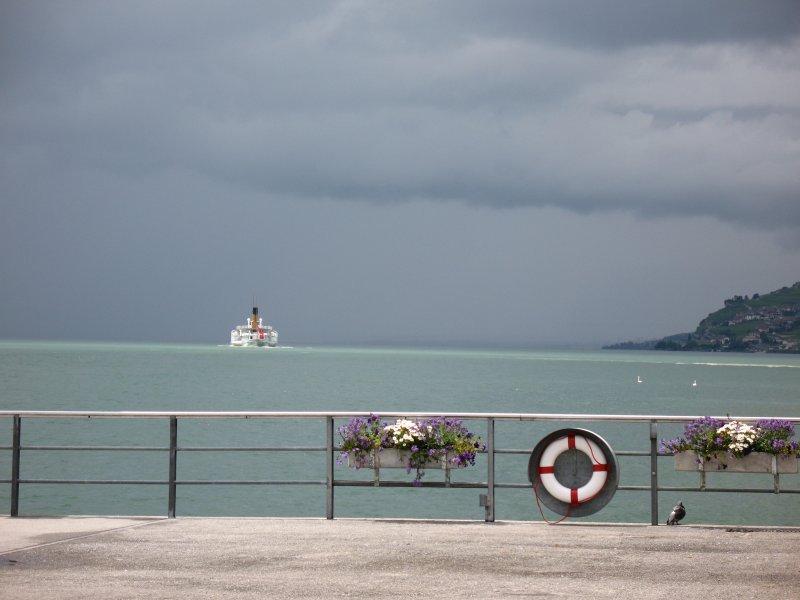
1,341 -> 798,525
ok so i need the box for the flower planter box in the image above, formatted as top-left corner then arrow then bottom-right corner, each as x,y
349,448 -> 458,470
674,451 -> 798,474
348,448 -> 463,485
338,415 -> 483,485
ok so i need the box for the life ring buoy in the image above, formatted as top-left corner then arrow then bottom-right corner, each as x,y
528,428 -> 619,519
537,432 -> 609,505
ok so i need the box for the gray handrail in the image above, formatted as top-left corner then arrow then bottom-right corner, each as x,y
2,411 -> 798,523
2,410 -> 798,421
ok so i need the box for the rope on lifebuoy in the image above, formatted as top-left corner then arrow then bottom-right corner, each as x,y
533,478 -> 570,524
533,432 -> 611,523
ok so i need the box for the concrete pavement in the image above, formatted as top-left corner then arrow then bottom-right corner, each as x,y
2,517 -> 799,599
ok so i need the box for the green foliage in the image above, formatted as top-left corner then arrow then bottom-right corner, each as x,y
338,415 -> 485,483
661,417 -> 800,458
702,284 -> 800,332
609,282 -> 800,353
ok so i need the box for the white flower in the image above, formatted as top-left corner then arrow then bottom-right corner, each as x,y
718,420 -> 756,453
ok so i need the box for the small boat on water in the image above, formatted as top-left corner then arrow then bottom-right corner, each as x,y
230,306 -> 278,347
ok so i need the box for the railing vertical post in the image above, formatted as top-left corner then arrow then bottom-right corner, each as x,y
649,420 -> 659,526
11,415 -> 21,517
168,416 -> 177,518
485,417 -> 495,522
326,416 -> 334,519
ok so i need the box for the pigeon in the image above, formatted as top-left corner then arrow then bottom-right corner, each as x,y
666,501 -> 686,525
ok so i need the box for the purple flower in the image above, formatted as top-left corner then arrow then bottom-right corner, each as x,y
662,416 -> 800,458
339,414 -> 484,483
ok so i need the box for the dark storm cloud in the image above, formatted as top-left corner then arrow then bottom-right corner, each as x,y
436,0 -> 800,48
1,1 -> 799,345
3,1 -> 799,237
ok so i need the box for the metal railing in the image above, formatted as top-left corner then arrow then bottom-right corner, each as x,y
1,411 -> 798,524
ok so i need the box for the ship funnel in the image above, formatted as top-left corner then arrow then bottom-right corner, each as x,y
251,306 -> 259,328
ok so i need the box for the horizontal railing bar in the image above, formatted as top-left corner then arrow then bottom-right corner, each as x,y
20,479 -> 167,485
1,410 -> 798,423
489,483 -> 674,491
494,483 -> 536,489
21,446 -> 167,451
178,447 -> 325,452
494,449 -> 651,457
657,486 -> 800,494
17,479 -> 328,486
177,480 -> 326,485
0,447 -> 642,455
15,445 -> 327,452
16,475 -> 795,486
489,483 -> 800,495
333,480 -> 484,489
9,445 -> 658,455
15,478 -> 796,493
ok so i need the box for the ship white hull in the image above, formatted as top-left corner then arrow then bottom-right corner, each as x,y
230,335 -> 276,348
230,307 -> 278,347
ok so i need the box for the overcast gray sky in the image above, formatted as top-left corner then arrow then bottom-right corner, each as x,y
1,1 -> 799,347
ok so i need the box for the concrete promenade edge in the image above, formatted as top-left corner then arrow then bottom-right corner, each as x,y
2,517 -> 799,599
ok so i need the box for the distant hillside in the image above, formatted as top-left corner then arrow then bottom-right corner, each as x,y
605,282 -> 800,353
603,333 -> 690,351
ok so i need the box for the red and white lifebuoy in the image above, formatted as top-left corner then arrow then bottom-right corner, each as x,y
537,432 -> 610,505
